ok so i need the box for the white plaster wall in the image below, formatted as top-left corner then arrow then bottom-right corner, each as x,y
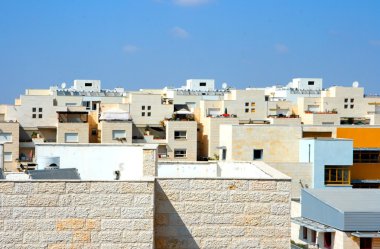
35,144 -> 145,180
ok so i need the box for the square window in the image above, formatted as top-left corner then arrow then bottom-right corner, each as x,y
308,81 -> 314,85
245,108 -> 249,113
142,106 -> 145,110
351,98 -> 354,102
174,149 -> 187,158
39,108 -> 42,112
0,133 -> 12,143
32,114 -> 36,118
344,98 -> 348,103
200,82 -> 206,86
251,102 -> 256,106
38,114 -> 42,118
253,149 -> 263,160
344,105 -> 348,109
351,105 -> 354,109
174,131 -> 187,140
64,133 -> 78,143
147,106 -> 151,110
112,130 -> 126,140
147,112 -> 151,116
4,152 -> 12,162
245,102 -> 249,106
85,82 -> 92,87
91,129 -> 97,136
142,112 -> 145,116
32,107 -> 36,112
251,108 -> 256,113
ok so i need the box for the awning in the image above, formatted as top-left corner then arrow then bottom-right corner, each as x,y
292,217 -> 335,233
352,232 -> 380,238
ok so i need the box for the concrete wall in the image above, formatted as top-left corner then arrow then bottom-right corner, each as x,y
0,122 -> 19,171
0,180 -> 155,248
165,121 -> 197,161
100,121 -> 133,144
155,178 -> 291,249
57,123 -> 89,143
35,144 -> 146,180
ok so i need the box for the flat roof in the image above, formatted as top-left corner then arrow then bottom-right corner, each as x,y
305,189 -> 380,212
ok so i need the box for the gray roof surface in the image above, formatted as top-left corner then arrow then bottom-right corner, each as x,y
306,189 -> 380,212
28,168 -> 81,180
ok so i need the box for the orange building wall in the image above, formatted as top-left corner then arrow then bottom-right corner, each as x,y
336,128 -> 380,148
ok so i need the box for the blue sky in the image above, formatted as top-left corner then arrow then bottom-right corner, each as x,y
0,0 -> 379,103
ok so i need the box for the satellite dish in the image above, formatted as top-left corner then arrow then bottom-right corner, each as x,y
61,82 -> 66,89
352,81 -> 359,88
222,82 -> 228,89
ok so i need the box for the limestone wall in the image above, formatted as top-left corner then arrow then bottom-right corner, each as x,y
155,178 -> 291,249
0,181 -> 155,248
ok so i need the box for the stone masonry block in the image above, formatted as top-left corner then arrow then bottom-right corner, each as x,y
28,194 -> 59,207
89,182 -> 122,194
38,182 -> 65,194
120,182 -> 154,194
0,182 -> 14,193
13,207 -> 45,219
2,195 -> 27,206
66,182 -> 91,194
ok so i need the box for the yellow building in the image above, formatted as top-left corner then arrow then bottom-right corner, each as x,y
337,127 -> 380,188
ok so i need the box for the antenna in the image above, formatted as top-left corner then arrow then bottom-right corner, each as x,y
61,82 -> 66,89
352,81 -> 359,88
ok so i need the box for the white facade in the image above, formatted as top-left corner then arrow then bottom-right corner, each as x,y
73,80 -> 101,92
35,144 -> 146,180
185,79 -> 215,91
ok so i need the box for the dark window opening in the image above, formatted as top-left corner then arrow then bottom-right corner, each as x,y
344,105 -> 348,109
344,98 -> 348,103
222,149 -> 226,160
351,105 -> 354,109
324,232 -> 332,249
200,82 -> 206,86
302,226 -> 308,240
245,102 -> 249,106
360,238 -> 372,249
91,129 -> 97,136
351,98 -> 354,103
245,108 -> 249,113
38,114 -> 42,118
311,230 -> 316,243
253,149 -> 263,160
39,108 -> 42,112
354,150 -> 380,163
147,112 -> 151,116
85,83 -> 92,87
32,108 -> 36,112
142,106 -> 145,110
142,112 -> 145,116
32,114 -> 36,118
308,81 -> 315,85
147,106 -> 151,110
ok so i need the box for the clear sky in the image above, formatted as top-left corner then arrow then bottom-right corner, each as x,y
0,0 -> 379,103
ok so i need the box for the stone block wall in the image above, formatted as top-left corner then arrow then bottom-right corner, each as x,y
0,181 -> 155,248
155,179 -> 291,249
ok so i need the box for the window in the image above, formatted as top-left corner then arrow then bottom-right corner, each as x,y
147,106 -> 151,110
32,114 -> 36,118
351,98 -> 354,103
222,149 -> 226,160
32,107 -> 36,112
354,150 -> 380,163
142,112 -> 145,116
325,166 -> 350,185
112,130 -> 126,140
39,108 -> 42,112
344,98 -> 348,103
360,238 -> 372,249
251,102 -> 256,106
174,149 -> 187,158
147,112 -> 151,117
245,102 -> 249,106
4,152 -> 12,162
245,108 -> 249,113
91,129 -> 97,136
324,233 -> 332,249
350,105 -> 354,109
142,106 -> 145,110
200,82 -> 207,86
0,133 -> 12,143
302,226 -> 308,240
174,131 -> 187,140
344,104 -> 348,109
308,81 -> 315,85
251,108 -> 256,113
85,83 -> 92,87
311,230 -> 317,244
253,149 -> 263,160
38,114 -> 43,118
64,133 -> 79,143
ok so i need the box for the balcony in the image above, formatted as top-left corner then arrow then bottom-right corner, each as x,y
57,111 -> 88,123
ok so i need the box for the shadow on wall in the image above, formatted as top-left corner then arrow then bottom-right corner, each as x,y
155,183 -> 200,249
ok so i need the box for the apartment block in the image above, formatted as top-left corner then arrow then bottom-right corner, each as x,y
0,121 -> 19,171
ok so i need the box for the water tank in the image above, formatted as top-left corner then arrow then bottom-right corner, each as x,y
37,156 -> 60,170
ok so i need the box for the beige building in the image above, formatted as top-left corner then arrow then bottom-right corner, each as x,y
56,111 -> 89,143
0,121 -> 19,171
99,110 -> 133,144
219,124 -> 302,163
